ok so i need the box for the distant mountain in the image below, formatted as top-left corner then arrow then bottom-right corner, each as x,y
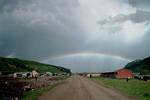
125,57 -> 150,75
0,57 -> 71,74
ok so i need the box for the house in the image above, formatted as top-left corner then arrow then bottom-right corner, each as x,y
100,68 -> 134,79
115,69 -> 134,79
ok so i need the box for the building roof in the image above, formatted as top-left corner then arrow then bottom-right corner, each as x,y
115,68 -> 133,73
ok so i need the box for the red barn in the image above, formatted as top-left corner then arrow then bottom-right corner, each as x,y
115,69 -> 133,79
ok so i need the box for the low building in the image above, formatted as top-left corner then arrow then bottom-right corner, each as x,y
101,72 -> 117,78
101,69 -> 134,79
115,69 -> 134,79
13,73 -> 22,78
87,73 -> 101,77
13,72 -> 32,78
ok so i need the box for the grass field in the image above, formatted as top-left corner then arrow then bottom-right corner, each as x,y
92,77 -> 150,100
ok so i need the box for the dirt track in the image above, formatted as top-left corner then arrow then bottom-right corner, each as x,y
39,75 -> 133,100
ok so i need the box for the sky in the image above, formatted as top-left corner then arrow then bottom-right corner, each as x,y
0,0 -> 150,72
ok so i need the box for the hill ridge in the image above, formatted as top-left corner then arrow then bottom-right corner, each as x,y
0,56 -> 71,74
125,57 -> 150,75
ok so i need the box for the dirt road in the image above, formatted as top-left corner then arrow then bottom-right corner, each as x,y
39,75 -> 133,100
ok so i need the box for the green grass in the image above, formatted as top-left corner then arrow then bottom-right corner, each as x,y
21,76 -> 69,100
92,77 -> 150,100
21,84 -> 56,100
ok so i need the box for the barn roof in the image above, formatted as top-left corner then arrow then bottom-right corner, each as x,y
115,68 -> 133,73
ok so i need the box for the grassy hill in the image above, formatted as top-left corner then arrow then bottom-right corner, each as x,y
0,57 -> 71,74
125,57 -> 150,75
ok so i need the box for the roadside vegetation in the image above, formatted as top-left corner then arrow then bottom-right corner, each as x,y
0,56 -> 71,100
92,77 -> 150,100
21,84 -> 56,100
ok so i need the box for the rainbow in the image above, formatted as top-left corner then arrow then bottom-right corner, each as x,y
42,52 -> 131,62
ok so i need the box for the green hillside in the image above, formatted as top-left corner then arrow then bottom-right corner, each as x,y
0,57 -> 71,74
125,57 -> 150,75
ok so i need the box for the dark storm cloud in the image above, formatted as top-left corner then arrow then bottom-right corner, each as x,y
0,0 -> 150,72
0,0 -> 86,59
99,10 -> 150,25
128,30 -> 150,59
128,0 -> 150,9
0,0 -> 33,13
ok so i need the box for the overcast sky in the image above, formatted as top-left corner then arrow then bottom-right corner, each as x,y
0,0 -> 150,72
